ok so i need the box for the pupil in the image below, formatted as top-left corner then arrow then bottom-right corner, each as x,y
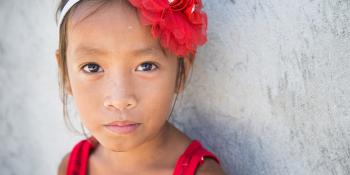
89,64 -> 99,72
143,63 -> 152,71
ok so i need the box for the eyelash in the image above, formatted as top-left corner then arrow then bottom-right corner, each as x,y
81,63 -> 103,74
81,62 -> 159,74
135,62 -> 159,72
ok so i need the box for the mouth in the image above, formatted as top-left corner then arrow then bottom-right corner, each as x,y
104,121 -> 141,134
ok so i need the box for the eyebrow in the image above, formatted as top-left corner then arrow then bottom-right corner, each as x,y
74,45 -> 108,58
74,45 -> 167,60
133,46 -> 167,59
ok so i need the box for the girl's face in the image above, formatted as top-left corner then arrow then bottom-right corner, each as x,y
64,1 -> 180,151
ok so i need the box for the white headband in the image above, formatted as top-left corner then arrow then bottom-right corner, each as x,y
58,0 -> 81,27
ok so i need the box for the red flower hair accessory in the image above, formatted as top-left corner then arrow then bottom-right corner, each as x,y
128,0 -> 208,57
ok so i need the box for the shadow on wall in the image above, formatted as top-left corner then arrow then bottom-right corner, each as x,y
171,106 -> 271,175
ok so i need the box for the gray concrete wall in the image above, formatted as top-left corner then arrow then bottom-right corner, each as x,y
1,0 -> 349,175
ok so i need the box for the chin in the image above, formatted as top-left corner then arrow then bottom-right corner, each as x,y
100,136 -> 142,152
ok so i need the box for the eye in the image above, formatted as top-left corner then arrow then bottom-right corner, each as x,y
136,62 -> 159,72
82,63 -> 103,73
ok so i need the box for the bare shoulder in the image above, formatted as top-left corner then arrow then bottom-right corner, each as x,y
57,153 -> 70,175
196,158 -> 226,175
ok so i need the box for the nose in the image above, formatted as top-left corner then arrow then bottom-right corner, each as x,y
104,94 -> 137,112
103,77 -> 137,112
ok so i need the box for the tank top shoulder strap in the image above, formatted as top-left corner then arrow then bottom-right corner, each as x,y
173,140 -> 220,175
66,137 -> 97,175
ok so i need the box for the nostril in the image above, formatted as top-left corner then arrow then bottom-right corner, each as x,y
103,95 -> 137,111
126,101 -> 136,109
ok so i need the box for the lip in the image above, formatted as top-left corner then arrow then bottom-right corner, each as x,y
104,121 -> 141,134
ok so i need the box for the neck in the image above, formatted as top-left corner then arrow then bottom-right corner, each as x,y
96,122 -> 172,171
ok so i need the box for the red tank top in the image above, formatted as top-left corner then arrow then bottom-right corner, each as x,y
66,137 -> 220,175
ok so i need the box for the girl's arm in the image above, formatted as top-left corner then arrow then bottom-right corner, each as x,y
57,153 -> 69,175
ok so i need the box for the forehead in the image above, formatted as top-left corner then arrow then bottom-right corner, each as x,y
66,0 -> 164,57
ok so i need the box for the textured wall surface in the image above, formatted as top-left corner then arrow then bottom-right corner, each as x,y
1,0 -> 350,175
0,1 -> 81,175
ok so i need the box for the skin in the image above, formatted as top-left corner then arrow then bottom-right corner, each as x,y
56,1 -> 224,174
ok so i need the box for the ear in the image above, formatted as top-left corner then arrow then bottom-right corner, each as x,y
55,50 -> 73,96
55,49 -> 60,65
176,56 -> 193,94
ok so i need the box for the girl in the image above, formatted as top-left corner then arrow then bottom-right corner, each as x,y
55,0 -> 225,174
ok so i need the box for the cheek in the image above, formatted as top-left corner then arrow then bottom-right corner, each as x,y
135,69 -> 178,121
68,71 -> 104,128
75,85 -> 104,132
